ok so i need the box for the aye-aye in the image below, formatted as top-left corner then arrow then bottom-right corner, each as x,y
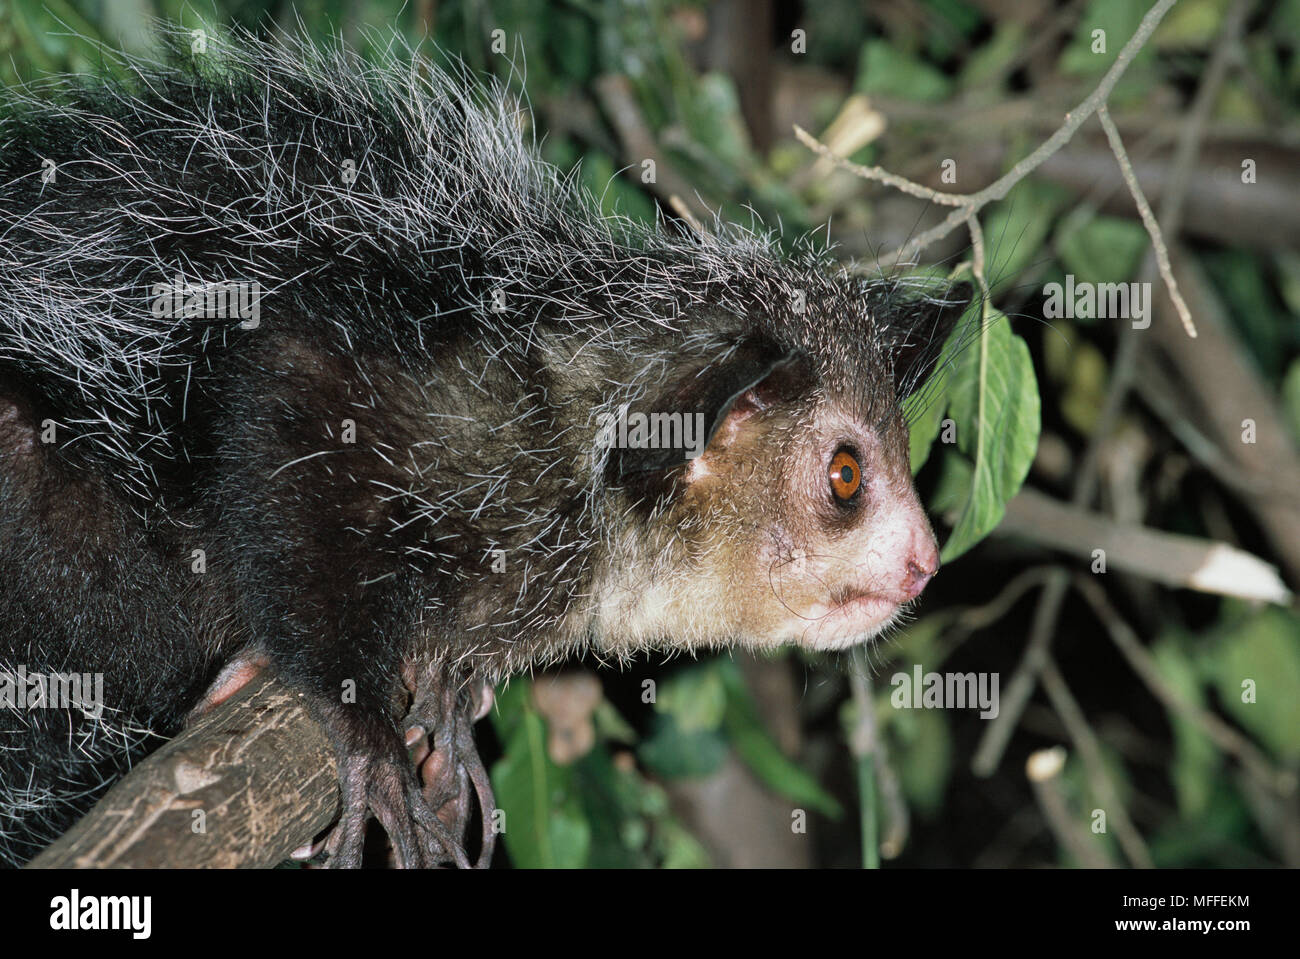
0,28 -> 966,867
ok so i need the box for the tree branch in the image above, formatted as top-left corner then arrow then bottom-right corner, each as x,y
997,485 -> 1293,604
27,673 -> 337,868
797,0 -> 1182,271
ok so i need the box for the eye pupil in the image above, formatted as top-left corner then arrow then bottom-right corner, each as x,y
840,466 -> 853,483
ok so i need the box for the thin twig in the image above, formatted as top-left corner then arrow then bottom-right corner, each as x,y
951,567 -> 1057,634
1026,746 -> 1115,868
882,0 -> 1179,266
929,567 -> 1057,665
1072,575 -> 1296,798
1135,355 -> 1300,507
1096,105 -> 1197,337
1153,0 -> 1254,240
973,570 -> 1071,777
792,126 -> 968,206
796,0 -> 1174,220
871,717 -> 910,860
1040,656 -> 1154,868
848,646 -> 881,869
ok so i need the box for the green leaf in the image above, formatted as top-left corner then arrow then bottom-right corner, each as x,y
1152,633 -> 1219,818
1055,215 -> 1149,292
488,676 -> 530,741
1043,332 -> 1108,436
654,662 -> 727,733
1275,250 -> 1300,319
981,179 -> 1067,288
923,0 -> 982,61
903,324 -> 959,476
904,283 -> 970,473
1271,0 -> 1300,40
719,663 -> 843,819
571,746 -> 644,868
885,704 -> 952,818
491,707 -> 591,868
855,40 -> 953,102
906,387 -> 948,475
1212,80 -> 1268,124
546,7 -> 595,85
1146,781 -> 1256,867
1059,0 -> 1149,76
592,699 -> 638,744
681,73 -> 753,166
576,152 -> 659,226
929,449 -> 975,519
958,22 -> 1027,90
657,821 -> 712,869
572,743 -> 712,868
1201,251 -> 1287,380
940,308 -> 1040,561
1206,609 -> 1300,763
638,713 -> 728,779
1152,0 -> 1233,49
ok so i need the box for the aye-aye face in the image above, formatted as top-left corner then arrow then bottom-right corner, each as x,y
683,372 -> 938,650
593,287 -> 967,654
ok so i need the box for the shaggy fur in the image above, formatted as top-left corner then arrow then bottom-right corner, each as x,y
0,26 -> 965,866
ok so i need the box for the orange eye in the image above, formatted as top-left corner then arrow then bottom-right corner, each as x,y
829,449 -> 861,502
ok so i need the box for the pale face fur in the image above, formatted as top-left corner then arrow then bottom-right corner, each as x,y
586,378 -> 941,656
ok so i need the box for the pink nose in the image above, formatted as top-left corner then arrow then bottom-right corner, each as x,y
900,539 -> 940,600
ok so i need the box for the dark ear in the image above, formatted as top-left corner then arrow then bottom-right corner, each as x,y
888,281 -> 972,400
606,340 -> 807,488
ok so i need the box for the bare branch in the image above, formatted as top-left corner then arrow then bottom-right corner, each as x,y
792,125 -> 967,206
27,673 -> 337,868
998,485 -> 1293,604
1097,105 -> 1196,337
1026,747 -> 1116,868
882,0 -> 1180,265
1040,657 -> 1153,868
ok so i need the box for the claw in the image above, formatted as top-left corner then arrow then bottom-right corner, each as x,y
405,674 -> 498,868
311,673 -> 495,869
322,744 -> 469,869
472,682 -> 494,721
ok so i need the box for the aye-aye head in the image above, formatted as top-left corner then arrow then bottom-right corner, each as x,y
590,280 -> 970,656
